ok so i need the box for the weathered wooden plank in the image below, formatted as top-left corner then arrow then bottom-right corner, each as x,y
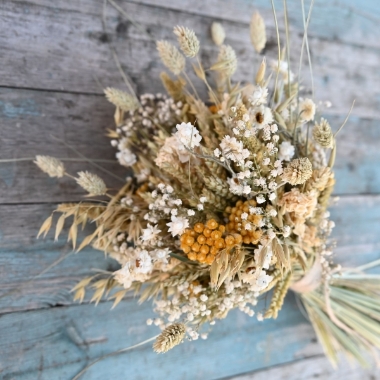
1,195 -> 379,314
1,1 -> 380,119
229,354 -> 379,380
0,295 -> 319,380
0,203 -> 119,314
1,88 -> 380,205
134,0 -> 380,49
0,88 -> 127,203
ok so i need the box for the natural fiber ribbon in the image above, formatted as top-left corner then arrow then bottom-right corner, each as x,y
290,255 -> 322,293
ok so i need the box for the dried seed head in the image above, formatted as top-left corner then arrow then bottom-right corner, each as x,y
282,157 -> 313,185
250,11 -> 266,53
104,88 -> 139,112
255,57 -> 266,85
76,171 -> 107,196
211,22 -> 226,46
215,44 -> 237,77
173,26 -> 200,58
160,72 -> 185,101
313,118 -> 334,148
34,155 -> 65,178
156,40 -> 186,75
153,323 -> 186,353
305,167 -> 333,192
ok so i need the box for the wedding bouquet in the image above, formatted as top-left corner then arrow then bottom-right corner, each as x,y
35,10 -> 380,370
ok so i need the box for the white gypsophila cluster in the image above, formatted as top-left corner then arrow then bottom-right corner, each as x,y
155,122 -> 202,167
113,246 -> 172,289
142,183 -> 194,238
111,93 -> 184,168
278,141 -> 295,161
150,279 -> 259,335
249,85 -> 268,106
175,122 -> 202,149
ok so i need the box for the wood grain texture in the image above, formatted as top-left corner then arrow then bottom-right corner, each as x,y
1,92 -> 380,205
1,0 -> 379,379
0,295 -> 320,380
1,1 -> 380,119
229,354 -> 379,380
1,195 -> 379,314
0,88 -> 127,203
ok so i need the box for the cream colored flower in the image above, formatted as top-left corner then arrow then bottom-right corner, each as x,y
278,188 -> 317,219
299,98 -> 316,122
282,157 -> 313,185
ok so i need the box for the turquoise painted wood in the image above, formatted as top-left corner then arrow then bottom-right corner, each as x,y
1,296 -> 316,380
1,0 -> 380,379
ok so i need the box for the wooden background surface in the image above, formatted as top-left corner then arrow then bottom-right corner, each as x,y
1,0 -> 380,379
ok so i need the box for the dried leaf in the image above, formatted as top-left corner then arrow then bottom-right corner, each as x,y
91,286 -> 106,305
37,215 -> 53,238
73,288 -> 86,303
109,289 -> 128,309
55,213 -> 66,241
192,62 -> 206,81
68,222 -> 78,249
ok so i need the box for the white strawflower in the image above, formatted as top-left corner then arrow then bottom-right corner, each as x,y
167,215 -> 189,237
135,250 -> 153,274
278,141 -> 295,161
252,106 -> 273,129
141,224 -> 162,242
249,86 -> 268,106
175,122 -> 202,149
299,98 -> 316,122
117,148 -> 137,167
155,135 -> 191,167
220,136 -> 250,163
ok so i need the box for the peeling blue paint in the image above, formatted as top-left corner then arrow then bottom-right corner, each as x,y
0,99 -> 40,118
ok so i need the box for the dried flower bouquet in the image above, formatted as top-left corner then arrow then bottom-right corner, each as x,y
36,10 -> 380,370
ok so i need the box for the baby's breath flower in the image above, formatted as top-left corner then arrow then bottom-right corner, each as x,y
34,155 -> 65,178
278,141 -> 295,161
117,148 -> 137,167
173,26 -> 199,58
211,22 -> 226,46
76,171 -> 107,196
282,157 -> 313,185
156,40 -> 186,75
313,118 -> 334,148
153,323 -> 186,353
